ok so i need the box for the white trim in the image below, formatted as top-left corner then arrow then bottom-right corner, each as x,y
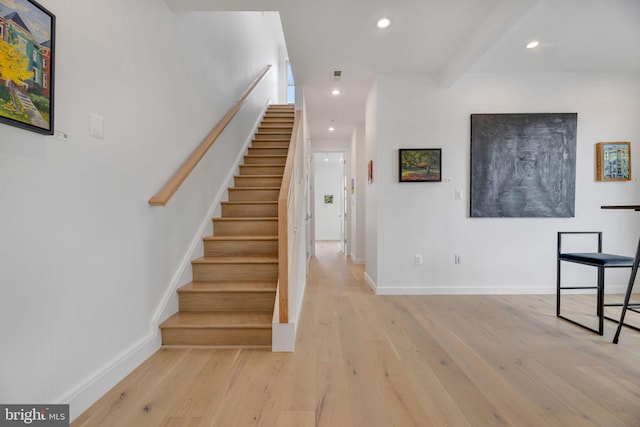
372,284 -> 629,296
349,255 -> 365,264
62,333 -> 160,421
364,271 -> 377,292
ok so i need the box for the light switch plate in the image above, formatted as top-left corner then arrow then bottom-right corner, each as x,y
90,113 -> 104,139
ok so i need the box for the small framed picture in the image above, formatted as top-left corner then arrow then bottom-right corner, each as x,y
596,142 -> 631,181
399,148 -> 442,182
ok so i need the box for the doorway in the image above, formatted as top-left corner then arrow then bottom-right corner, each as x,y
313,152 -> 346,254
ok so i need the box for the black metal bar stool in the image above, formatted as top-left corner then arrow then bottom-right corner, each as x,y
557,231 -> 635,336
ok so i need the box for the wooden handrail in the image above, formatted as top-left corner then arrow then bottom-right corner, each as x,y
149,65 -> 273,206
277,109 -> 302,323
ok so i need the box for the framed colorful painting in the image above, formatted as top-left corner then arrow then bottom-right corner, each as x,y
399,148 -> 442,182
0,0 -> 55,135
596,142 -> 631,181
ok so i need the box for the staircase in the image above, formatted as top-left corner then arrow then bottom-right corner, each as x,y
160,104 -> 294,348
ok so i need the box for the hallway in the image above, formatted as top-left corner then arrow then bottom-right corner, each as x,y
73,242 -> 640,426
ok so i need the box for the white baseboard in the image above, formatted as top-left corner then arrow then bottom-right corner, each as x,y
372,284 -> 630,296
364,272 -> 377,292
349,254 -> 365,265
63,333 -> 161,422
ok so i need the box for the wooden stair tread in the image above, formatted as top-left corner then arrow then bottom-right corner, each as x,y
228,187 -> 280,190
239,164 -> 286,168
245,156 -> 287,160
221,201 -> 278,204
178,281 -> 277,292
203,235 -> 277,241
234,174 -> 283,178
192,256 -> 278,264
160,312 -> 272,328
213,217 -> 277,221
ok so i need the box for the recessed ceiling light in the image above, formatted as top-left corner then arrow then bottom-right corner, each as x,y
329,127 -> 335,132
331,89 -> 341,96
377,18 -> 391,29
526,41 -> 540,49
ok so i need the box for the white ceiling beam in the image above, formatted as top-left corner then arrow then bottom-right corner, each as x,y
163,0 -> 282,11
438,0 -> 538,88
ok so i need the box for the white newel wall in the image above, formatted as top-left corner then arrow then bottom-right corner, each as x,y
364,82 -> 379,289
367,72 -> 640,294
0,1 -> 285,420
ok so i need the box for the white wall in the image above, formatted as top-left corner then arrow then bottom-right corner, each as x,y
0,1 -> 285,419
351,125 -> 366,264
367,72 -> 640,294
365,82 -> 378,287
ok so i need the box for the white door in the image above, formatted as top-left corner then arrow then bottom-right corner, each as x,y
314,152 -> 346,248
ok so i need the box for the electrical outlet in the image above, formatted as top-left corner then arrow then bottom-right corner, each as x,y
454,254 -> 462,264
414,254 -> 423,265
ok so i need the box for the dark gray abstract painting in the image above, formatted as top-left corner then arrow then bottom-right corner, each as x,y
470,113 -> 577,218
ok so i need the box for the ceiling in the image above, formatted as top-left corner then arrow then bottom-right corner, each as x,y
165,0 -> 640,141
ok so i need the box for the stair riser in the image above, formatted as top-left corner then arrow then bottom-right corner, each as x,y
264,112 -> 294,117
244,156 -> 286,165
192,263 -> 278,281
228,189 -> 279,201
204,239 -> 278,256
234,176 -> 283,187
221,203 -> 278,218
248,147 -> 288,156
258,127 -> 293,134
179,292 -> 275,312
213,220 -> 277,236
251,140 -> 290,148
259,123 -> 293,129
161,328 -> 271,346
261,121 -> 294,127
239,165 -> 285,175
254,134 -> 292,141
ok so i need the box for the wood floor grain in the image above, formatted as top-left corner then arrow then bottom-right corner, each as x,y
73,242 -> 640,426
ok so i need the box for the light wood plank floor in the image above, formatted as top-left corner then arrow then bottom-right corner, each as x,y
73,242 -> 640,426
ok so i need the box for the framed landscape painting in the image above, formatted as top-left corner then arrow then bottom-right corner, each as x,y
0,0 -> 55,135
399,148 -> 442,182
